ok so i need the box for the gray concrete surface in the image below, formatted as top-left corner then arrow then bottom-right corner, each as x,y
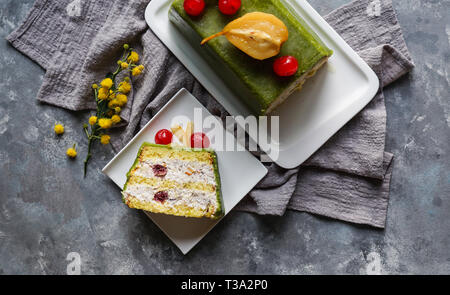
0,0 -> 449,274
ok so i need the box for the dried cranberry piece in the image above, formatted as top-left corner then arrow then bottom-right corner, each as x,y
154,191 -> 169,203
152,164 -> 167,177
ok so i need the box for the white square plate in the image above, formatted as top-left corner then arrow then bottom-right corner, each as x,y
102,88 -> 268,254
145,0 -> 380,169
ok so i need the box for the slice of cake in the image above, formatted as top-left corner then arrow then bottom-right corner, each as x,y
169,0 -> 333,115
122,143 -> 224,219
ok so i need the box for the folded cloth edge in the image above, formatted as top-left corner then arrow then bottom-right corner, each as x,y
6,0 -> 50,69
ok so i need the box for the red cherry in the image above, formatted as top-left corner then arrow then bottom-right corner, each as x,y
218,0 -> 241,15
183,0 -> 205,16
155,129 -> 173,145
273,56 -> 299,77
191,133 -> 210,148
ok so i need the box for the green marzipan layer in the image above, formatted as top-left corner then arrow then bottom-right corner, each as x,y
123,143 -> 224,219
170,0 -> 333,115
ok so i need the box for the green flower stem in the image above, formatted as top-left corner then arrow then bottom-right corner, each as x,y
83,124 -> 101,177
84,136 -> 93,177
84,89 -> 98,176
83,46 -> 133,176
111,50 -> 131,82
83,126 -> 90,139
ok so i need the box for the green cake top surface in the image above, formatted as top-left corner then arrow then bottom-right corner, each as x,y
170,0 -> 333,113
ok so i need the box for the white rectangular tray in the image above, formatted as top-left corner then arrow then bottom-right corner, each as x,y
145,0 -> 379,169
103,89 -> 268,254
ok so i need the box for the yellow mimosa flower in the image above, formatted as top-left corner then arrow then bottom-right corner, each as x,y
100,135 -> 111,145
118,81 -> 131,94
89,116 -> 97,126
132,65 -> 144,76
98,87 -> 109,100
100,78 -> 113,89
66,145 -> 77,158
54,124 -> 64,135
108,99 -> 119,109
127,51 -> 139,64
111,115 -> 121,124
98,118 -> 113,129
116,94 -> 128,106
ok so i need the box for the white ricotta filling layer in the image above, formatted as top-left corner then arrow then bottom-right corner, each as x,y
124,184 -> 217,212
133,157 -> 216,185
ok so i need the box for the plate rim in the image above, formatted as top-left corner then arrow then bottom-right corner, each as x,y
144,0 -> 380,169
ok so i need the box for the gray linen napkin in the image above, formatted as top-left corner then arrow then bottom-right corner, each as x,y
7,0 -> 414,228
